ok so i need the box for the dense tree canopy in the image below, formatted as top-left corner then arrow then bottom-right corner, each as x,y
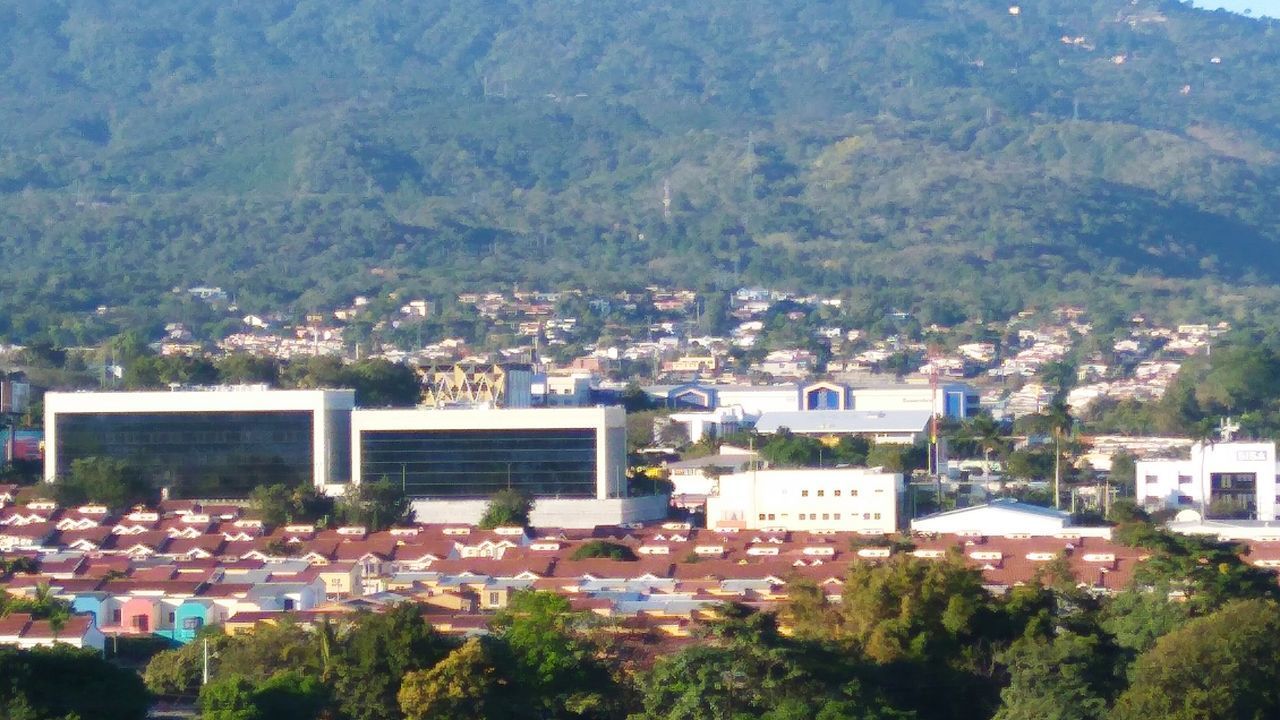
2,1 -> 1280,345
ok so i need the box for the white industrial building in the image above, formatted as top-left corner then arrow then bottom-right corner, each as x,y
652,380 -> 976,442
752,409 -> 933,445
911,499 -> 1112,538
649,380 -> 977,417
44,388 -> 355,492
1136,440 -> 1280,521
706,467 -> 902,533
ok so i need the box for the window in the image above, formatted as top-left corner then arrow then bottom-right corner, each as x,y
1177,474 -> 1193,485
801,490 -> 809,497
874,513 -> 881,520
834,490 -> 841,497
758,514 -> 766,521
488,592 -> 500,605
851,489 -> 859,496
112,609 -> 122,624
863,513 -> 871,520
168,612 -> 176,623
833,513 -> 841,520
1144,475 -> 1158,484
817,490 -> 824,497
767,513 -> 776,521
1177,495 -> 1193,504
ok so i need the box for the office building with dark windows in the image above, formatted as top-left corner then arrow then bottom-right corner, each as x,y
352,406 -> 664,527
352,406 -> 626,499
45,389 -> 355,495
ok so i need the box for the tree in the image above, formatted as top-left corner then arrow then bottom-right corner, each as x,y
1099,590 -> 1190,656
199,675 -> 261,720
1004,450 -> 1054,481
1112,600 -> 1280,720
331,604 -> 453,720
145,627 -> 231,696
52,456 -> 154,511
248,484 -> 332,527
0,645 -> 149,720
490,591 -> 619,719
345,359 -> 421,407
248,484 -> 295,527
1109,452 -> 1136,495
865,442 -> 928,475
634,604 -> 913,720
249,670 -> 331,720
398,638 -> 506,720
569,540 -> 637,561
216,355 -> 280,386
993,631 -> 1123,720
478,489 -> 533,529
337,478 -> 408,531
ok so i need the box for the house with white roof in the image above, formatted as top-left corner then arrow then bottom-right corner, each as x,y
910,499 -> 1111,538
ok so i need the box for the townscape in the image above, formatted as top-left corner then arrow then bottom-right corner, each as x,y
7,0 -> 1280,719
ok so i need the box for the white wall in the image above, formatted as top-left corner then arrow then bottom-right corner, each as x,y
410,495 -> 670,529
706,468 -> 901,533
714,387 -> 800,415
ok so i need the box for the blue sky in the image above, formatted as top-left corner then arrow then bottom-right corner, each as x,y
1190,0 -> 1280,17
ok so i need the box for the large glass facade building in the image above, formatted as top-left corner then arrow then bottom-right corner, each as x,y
352,407 -> 627,500
361,428 -> 598,498
45,389 -> 355,495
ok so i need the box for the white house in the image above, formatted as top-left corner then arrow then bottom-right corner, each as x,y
706,467 -> 902,533
1136,441 -> 1279,520
910,499 -> 1112,538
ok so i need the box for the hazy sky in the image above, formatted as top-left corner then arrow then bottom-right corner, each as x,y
1191,0 -> 1280,17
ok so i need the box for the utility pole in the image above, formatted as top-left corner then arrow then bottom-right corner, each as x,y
1053,432 -> 1061,510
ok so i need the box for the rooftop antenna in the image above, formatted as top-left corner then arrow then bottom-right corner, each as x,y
1218,416 -> 1240,443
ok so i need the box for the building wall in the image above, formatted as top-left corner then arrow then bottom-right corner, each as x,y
410,495 -> 670,529
850,384 -> 976,419
44,389 -> 355,490
713,387 -> 801,415
1137,441 -> 1280,520
706,468 -> 901,533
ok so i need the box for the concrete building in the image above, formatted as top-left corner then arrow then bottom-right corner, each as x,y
752,409 -> 933,445
351,406 -> 665,528
649,380 -> 978,419
911,499 -> 1112,538
45,389 -> 355,494
850,383 -> 979,419
531,373 -> 593,407
706,467 -> 902,533
1136,441 -> 1279,520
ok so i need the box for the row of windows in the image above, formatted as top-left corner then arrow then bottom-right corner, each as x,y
799,488 -> 884,497
57,412 -> 315,495
769,512 -> 882,521
361,429 -> 599,498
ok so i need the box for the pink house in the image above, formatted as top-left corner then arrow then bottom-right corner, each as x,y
116,596 -> 159,634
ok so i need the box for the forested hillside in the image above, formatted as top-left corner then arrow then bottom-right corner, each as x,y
2,0 -> 1280,343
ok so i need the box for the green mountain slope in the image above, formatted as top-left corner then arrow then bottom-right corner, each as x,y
2,0 -> 1280,342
